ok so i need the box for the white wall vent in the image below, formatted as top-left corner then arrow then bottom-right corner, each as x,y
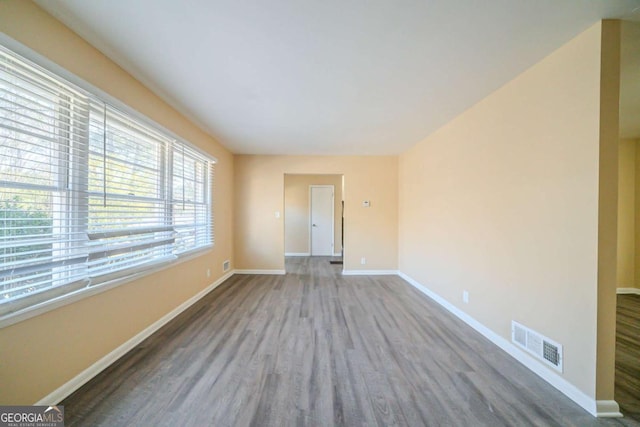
511,321 -> 563,372
223,260 -> 231,272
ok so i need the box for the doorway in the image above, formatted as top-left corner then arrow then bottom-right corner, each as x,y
614,19 -> 640,421
284,174 -> 344,270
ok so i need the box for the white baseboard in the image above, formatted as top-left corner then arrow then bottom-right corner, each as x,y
342,270 -> 399,276
616,287 -> 640,295
283,253 -> 342,257
397,271 -> 609,418
596,400 -> 623,418
235,269 -> 286,275
34,270 -> 235,405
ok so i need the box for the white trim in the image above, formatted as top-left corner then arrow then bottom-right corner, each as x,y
333,252 -> 342,257
342,270 -> 399,276
235,269 -> 286,275
397,271 -> 604,418
34,270 -> 235,405
616,287 -> 640,295
595,400 -> 623,418
309,185 -> 335,256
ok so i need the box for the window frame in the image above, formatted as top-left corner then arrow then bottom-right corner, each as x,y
0,35 -> 217,329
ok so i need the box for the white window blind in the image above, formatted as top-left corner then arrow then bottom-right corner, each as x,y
0,44 -> 214,318
0,47 -> 90,314
172,142 -> 213,254
87,102 -> 176,283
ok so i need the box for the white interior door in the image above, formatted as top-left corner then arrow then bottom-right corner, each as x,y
310,185 -> 334,256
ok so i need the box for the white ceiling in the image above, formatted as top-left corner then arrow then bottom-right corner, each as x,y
36,0 -> 640,155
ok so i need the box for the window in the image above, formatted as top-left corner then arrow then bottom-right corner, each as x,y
0,44 -> 215,318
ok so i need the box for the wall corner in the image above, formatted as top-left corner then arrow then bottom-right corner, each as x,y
595,19 -> 621,403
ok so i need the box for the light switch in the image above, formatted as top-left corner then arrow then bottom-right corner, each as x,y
275,211 -> 281,218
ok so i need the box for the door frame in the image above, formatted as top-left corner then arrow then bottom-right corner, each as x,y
309,185 -> 335,256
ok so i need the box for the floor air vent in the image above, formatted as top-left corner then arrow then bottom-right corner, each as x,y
511,321 -> 563,372
223,260 -> 230,272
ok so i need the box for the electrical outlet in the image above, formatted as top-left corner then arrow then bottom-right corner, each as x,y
462,290 -> 469,304
361,257 -> 366,265
206,269 -> 211,278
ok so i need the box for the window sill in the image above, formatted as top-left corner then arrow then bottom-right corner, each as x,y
0,245 -> 214,329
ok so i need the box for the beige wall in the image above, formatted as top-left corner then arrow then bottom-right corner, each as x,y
618,139 -> 636,288
0,1 -> 234,404
284,174 -> 343,255
620,21 -> 640,140
617,138 -> 640,292
398,21 -> 615,400
635,143 -> 640,289
235,156 -> 397,271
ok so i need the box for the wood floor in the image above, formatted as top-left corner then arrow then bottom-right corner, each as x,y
62,257 -> 640,426
616,294 -> 640,421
